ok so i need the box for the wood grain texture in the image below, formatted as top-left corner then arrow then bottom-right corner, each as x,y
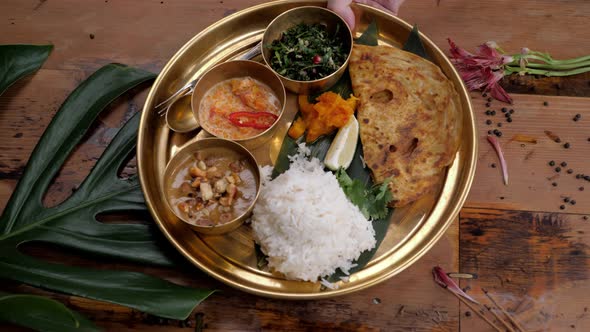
466,93 -> 590,215
460,207 -> 590,332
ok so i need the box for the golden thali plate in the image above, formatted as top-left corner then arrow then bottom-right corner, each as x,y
138,0 -> 476,299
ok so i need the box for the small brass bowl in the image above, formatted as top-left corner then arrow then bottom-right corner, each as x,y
191,60 -> 286,150
261,6 -> 353,94
163,138 -> 261,235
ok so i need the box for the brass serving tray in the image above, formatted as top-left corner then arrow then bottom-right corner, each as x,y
138,0 -> 476,299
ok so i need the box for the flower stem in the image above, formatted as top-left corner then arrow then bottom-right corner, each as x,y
521,52 -> 590,65
525,60 -> 590,70
505,65 -> 590,77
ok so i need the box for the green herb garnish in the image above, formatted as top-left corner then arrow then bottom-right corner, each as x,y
267,23 -> 347,81
336,168 -> 392,220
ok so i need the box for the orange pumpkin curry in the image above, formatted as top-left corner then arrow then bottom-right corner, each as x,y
199,76 -> 281,140
167,147 -> 257,227
288,91 -> 357,143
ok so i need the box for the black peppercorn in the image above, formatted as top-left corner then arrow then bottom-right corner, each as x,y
564,142 -> 571,149
491,110 -> 496,116
482,93 -> 488,97
564,197 -> 570,203
576,174 -> 582,179
567,169 -> 574,174
501,107 -> 507,113
560,205 -> 565,210
549,160 -> 555,166
561,162 -> 567,167
555,138 -> 561,143
543,101 -> 549,106
584,216 -> 588,220
505,113 -> 511,118
580,187 -> 585,191
497,123 -> 502,127
574,117 -> 580,122
571,200 -> 576,205
507,117 -> 513,123
586,176 -> 590,181
485,110 -> 491,115
491,163 -> 496,168
555,167 -> 561,172
509,109 -> 514,114
488,130 -> 493,135
552,182 -> 558,187
496,131 -> 502,137
486,119 -> 492,125
485,102 -> 491,107
487,97 -> 492,102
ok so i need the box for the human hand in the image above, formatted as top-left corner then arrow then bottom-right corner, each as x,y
327,0 -> 405,30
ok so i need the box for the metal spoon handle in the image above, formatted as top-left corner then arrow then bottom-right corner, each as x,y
155,41 -> 262,114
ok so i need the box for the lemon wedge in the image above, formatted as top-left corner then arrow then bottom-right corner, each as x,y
324,115 -> 359,171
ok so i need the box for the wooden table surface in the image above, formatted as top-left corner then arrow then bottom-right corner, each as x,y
1,0 -> 590,331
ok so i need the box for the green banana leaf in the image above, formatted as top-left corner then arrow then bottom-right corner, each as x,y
0,292 -> 100,332
0,63 -> 214,321
0,45 -> 53,95
271,23 -> 427,281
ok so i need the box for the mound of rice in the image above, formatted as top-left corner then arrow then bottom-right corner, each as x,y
251,145 -> 375,281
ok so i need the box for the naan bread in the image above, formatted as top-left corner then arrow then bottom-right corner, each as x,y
349,44 -> 461,207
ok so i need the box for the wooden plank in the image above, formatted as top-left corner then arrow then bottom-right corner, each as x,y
466,93 -> 590,215
1,0 -> 589,76
0,219 -> 459,331
460,207 -> 590,331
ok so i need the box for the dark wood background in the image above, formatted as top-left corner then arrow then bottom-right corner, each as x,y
1,0 -> 590,331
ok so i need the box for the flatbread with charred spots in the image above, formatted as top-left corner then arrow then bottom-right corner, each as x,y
349,44 -> 461,207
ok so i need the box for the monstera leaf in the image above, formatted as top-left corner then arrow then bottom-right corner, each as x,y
0,292 -> 99,332
0,45 -> 53,95
0,63 -> 214,326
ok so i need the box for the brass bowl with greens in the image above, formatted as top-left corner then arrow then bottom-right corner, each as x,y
262,6 -> 353,94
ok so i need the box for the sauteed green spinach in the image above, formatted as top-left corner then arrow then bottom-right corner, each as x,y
267,23 -> 347,81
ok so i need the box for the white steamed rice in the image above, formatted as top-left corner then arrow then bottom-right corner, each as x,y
251,145 -> 375,281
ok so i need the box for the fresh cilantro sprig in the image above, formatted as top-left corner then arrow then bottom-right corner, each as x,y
267,23 -> 347,81
336,168 -> 392,220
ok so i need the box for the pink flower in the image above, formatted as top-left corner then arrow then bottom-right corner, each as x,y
447,38 -> 513,104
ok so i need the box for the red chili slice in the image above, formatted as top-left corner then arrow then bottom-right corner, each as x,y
228,111 -> 278,130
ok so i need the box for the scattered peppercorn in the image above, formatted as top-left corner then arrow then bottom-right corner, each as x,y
584,216 -> 588,220
501,107 -> 507,113
555,138 -> 561,143
571,200 -> 576,205
555,167 -> 561,172
89,33 -> 95,39
552,182 -> 558,187
488,130 -> 493,135
561,162 -> 568,167
564,197 -> 570,203
487,97 -> 492,102
507,117 -> 513,123
497,123 -> 502,127
485,110 -> 491,115
482,93 -> 488,97
577,174 -> 582,179
496,131 -> 502,137
587,137 -> 590,142
509,109 -> 514,114
560,205 -> 566,210
564,142 -> 571,149
580,187 -> 585,191
549,161 -> 556,166
486,119 -> 492,125
465,311 -> 472,317
567,169 -> 574,174
500,196 -> 505,200
485,102 -> 491,107
543,101 -> 549,106
505,113 -> 511,118
491,163 -> 497,168
585,176 -> 590,181
491,110 -> 496,116
574,117 -> 580,122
